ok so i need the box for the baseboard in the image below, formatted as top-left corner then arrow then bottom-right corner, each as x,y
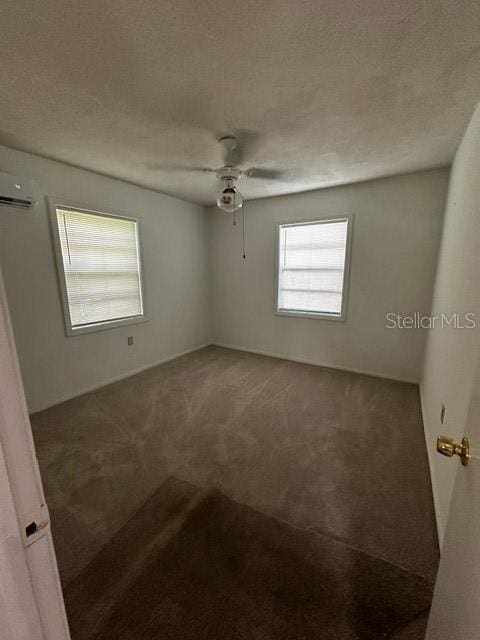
34,339 -> 419,412
419,382 -> 443,549
212,342 -> 419,385
30,343 -> 211,414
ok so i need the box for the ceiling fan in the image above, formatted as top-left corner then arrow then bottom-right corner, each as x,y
150,134 -> 290,259
151,135 -> 288,213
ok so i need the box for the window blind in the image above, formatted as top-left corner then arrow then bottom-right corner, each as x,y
56,208 -> 143,328
278,218 -> 349,315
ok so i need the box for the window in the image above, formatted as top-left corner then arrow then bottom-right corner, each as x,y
51,204 -> 145,334
277,217 -> 352,319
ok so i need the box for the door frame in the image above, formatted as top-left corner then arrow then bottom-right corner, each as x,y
0,266 -> 70,639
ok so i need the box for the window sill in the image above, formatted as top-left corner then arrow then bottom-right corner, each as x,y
65,315 -> 148,336
275,309 -> 345,322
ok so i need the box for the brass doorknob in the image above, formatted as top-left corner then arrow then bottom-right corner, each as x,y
437,436 -> 470,466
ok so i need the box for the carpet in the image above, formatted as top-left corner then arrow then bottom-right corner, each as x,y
64,477 -> 432,640
31,346 -> 439,586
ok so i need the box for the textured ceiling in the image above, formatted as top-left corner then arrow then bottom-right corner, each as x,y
0,1 -> 480,204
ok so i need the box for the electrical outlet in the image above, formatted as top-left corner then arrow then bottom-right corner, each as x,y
127,336 -> 133,346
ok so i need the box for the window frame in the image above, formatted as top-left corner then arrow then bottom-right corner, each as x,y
275,214 -> 353,321
48,198 -> 147,336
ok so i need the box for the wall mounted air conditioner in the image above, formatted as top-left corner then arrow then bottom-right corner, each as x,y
0,171 -> 36,208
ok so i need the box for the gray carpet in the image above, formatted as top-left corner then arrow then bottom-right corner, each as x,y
65,477 -> 432,640
30,346 -> 439,586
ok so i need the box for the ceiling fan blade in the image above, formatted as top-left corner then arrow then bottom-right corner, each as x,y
146,162 -> 215,173
245,167 -> 290,180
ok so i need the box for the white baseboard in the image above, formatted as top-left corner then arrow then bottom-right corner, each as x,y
212,342 -> 419,384
31,343 -> 211,414
33,337 -> 418,411
419,382 -> 443,549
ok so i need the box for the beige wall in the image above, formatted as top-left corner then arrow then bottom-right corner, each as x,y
0,151 -> 450,414
209,169 -> 449,383
0,146 -> 210,413
421,104 -> 480,544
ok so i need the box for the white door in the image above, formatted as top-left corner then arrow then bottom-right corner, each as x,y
0,268 -> 70,639
426,354 -> 480,638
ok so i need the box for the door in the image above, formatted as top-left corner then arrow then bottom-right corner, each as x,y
0,267 -> 70,639
426,354 -> 480,638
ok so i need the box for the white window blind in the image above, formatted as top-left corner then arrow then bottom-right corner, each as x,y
277,218 -> 349,317
55,207 -> 144,330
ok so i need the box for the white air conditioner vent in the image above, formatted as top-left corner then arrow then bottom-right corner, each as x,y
0,172 -> 36,209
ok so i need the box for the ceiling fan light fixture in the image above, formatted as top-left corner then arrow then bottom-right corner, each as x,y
216,178 -> 243,213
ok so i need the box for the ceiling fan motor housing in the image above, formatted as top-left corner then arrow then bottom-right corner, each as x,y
216,166 -> 242,181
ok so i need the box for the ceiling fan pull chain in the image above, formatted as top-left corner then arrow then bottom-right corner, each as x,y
242,202 -> 246,260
